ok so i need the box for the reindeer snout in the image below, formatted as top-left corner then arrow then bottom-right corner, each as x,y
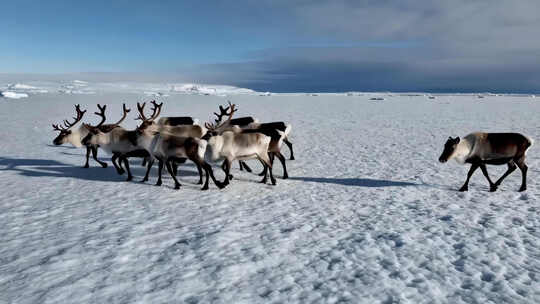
439,157 -> 446,163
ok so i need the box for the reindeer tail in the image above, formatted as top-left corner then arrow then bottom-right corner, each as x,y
284,123 -> 292,138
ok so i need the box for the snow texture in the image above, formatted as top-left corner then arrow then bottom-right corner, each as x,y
1,92 -> 539,303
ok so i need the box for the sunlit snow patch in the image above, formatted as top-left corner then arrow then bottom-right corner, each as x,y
1,91 -> 29,99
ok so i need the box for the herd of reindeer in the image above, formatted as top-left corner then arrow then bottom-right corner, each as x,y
52,101 -> 294,190
52,100 -> 534,192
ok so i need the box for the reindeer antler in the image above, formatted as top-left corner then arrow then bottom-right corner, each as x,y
135,101 -> 163,122
93,104 -> 107,127
53,104 -> 87,131
213,100 -> 238,123
149,100 -> 163,120
223,101 -> 236,124
207,101 -> 237,132
52,124 -> 67,131
135,102 -> 147,121
113,103 -> 130,126
62,104 -> 86,128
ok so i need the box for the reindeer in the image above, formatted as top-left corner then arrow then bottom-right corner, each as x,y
212,101 -> 260,172
214,101 -> 294,161
132,101 -> 207,184
212,102 -> 291,178
81,104 -> 151,181
204,107 -> 276,187
439,132 -> 533,192
133,101 -> 223,190
140,111 -> 198,168
52,104 -> 108,169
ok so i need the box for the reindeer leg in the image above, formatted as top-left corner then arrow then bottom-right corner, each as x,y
275,151 -> 288,179
141,157 -> 147,167
494,161 -> 517,187
156,159 -> 164,186
239,161 -> 253,173
83,146 -> 91,168
516,156 -> 528,192
92,146 -> 108,168
111,153 -> 125,175
260,162 -> 268,184
239,160 -> 244,171
479,164 -> 497,192
284,138 -> 294,160
223,159 -> 233,186
459,163 -> 479,192
172,160 -> 178,176
165,160 -> 181,189
259,153 -> 276,185
202,161 -> 224,190
222,160 -> 233,180
123,156 -> 133,181
195,162 -> 204,185
259,153 -> 275,176
190,157 -> 210,190
141,158 -> 154,182
258,157 -> 269,176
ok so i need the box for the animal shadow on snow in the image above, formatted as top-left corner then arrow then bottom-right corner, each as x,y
0,156 -> 199,183
289,176 -> 419,187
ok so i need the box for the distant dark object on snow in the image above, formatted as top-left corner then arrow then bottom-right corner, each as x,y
370,97 -> 385,101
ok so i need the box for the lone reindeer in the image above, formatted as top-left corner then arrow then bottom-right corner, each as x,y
439,132 -> 533,192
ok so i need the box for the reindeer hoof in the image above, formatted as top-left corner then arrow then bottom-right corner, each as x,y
83,164 -> 89,168
519,187 -> 527,192
126,176 -> 133,182
101,163 -> 108,168
283,174 -> 289,179
174,185 -> 181,190
197,180 -> 203,185
290,156 -> 295,160
201,185 -> 209,190
458,186 -> 468,192
117,169 -> 125,175
141,178 -> 148,183
229,174 -> 234,180
271,180 -> 276,186
489,185 -> 498,192
155,181 -> 162,186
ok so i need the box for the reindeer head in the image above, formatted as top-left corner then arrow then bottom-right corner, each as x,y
439,136 -> 460,163
81,103 -> 130,146
134,100 -> 163,134
52,104 -> 86,146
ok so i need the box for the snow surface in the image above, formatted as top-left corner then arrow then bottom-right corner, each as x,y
0,80 -> 256,98
0,91 -> 29,99
1,92 -> 539,303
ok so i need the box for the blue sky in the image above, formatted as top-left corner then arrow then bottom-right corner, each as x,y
2,0 -> 540,92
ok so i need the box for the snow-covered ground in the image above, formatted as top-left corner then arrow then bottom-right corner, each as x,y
1,91 -> 539,303
0,80 -> 255,98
